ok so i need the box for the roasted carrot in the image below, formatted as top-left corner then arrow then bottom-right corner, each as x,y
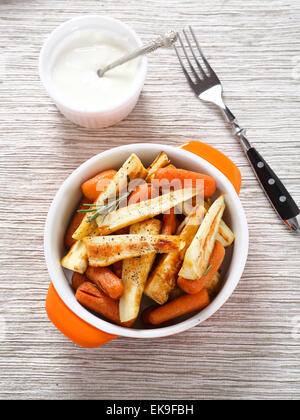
75,282 -> 134,327
64,197 -> 92,249
112,261 -> 123,278
76,282 -> 120,323
71,272 -> 90,291
81,169 -> 117,201
86,266 -> 124,300
177,240 -> 225,294
161,207 -> 177,235
147,289 -> 210,325
128,183 -> 159,205
154,167 -> 216,198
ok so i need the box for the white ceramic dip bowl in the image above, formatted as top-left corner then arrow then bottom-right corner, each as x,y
39,16 -> 147,128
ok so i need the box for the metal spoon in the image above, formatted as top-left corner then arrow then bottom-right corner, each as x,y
97,31 -> 177,78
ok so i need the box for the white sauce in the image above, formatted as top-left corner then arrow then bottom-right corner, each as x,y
51,29 -> 139,110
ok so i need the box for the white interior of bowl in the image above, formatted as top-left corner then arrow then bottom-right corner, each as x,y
44,143 -> 249,338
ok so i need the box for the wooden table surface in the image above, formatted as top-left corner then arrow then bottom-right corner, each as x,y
1,0 -> 300,400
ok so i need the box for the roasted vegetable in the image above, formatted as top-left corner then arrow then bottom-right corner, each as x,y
128,183 -> 159,205
96,188 -> 197,235
61,240 -> 88,274
217,220 -> 235,247
161,207 -> 177,235
154,167 -> 216,198
86,266 -> 124,300
71,272 -> 90,291
144,204 -> 205,304
179,195 -> 225,280
119,219 -> 162,323
72,153 -> 148,240
75,282 -> 135,327
178,240 -> 225,294
145,289 -> 210,325
81,169 -> 117,201
180,202 -> 235,248
84,234 -> 184,267
145,152 -> 170,182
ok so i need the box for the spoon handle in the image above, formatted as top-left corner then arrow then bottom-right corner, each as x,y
98,31 -> 177,77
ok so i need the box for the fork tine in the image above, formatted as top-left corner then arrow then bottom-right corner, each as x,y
173,43 -> 195,90
182,28 -> 207,79
177,33 -> 201,83
189,26 -> 217,78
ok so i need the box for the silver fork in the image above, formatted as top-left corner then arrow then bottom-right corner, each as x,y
174,26 -> 300,234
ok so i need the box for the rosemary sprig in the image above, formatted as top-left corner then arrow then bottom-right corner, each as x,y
77,191 -> 130,227
204,264 -> 212,276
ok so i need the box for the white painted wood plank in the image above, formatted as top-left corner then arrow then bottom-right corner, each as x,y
0,0 -> 300,400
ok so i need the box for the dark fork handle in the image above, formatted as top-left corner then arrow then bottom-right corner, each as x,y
222,108 -> 300,231
247,147 -> 300,221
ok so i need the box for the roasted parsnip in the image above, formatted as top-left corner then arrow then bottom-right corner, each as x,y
145,152 -> 170,182
216,220 -> 235,248
144,204 -> 205,304
96,188 -> 197,235
84,234 -> 184,267
179,194 -> 225,280
61,240 -> 88,274
72,153 -> 148,240
179,201 -> 235,248
119,219 -> 162,323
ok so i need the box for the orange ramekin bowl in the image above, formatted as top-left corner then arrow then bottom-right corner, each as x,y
44,141 -> 248,347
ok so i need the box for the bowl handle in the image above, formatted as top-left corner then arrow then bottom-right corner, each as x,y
178,141 -> 241,194
46,283 -> 117,348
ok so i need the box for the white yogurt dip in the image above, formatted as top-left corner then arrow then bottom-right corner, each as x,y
51,28 -> 139,111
